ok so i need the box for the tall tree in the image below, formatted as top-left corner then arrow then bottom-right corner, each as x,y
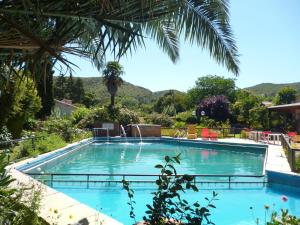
187,75 -> 236,107
196,95 -> 230,122
102,61 -> 124,108
274,87 -> 297,105
54,74 -> 66,100
73,78 -> 85,103
36,60 -> 54,119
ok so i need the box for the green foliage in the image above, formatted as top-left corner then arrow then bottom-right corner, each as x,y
187,75 -> 236,106
0,153 -> 45,225
174,121 -> 186,128
119,96 -> 139,109
176,111 -> 197,124
154,91 -> 187,116
268,209 -> 300,225
198,116 -> 230,129
75,106 -> 140,128
146,113 -> 174,127
123,154 -> 218,225
274,86 -> 297,105
71,107 -> 92,125
246,82 -> 300,97
231,89 -> 261,126
0,75 -> 41,138
0,126 -> 12,142
77,107 -> 110,128
82,92 -> 99,108
44,117 -> 90,142
12,132 -> 66,159
249,106 -> 269,130
102,61 -> 124,107
53,75 -> 86,105
117,108 -> 140,126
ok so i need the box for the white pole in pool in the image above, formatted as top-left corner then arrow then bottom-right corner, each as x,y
120,125 -> 128,143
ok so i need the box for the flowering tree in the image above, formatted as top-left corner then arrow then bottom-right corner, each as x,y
196,95 -> 230,122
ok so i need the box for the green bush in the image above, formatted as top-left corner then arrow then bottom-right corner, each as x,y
174,121 -> 186,128
146,113 -> 174,127
11,132 -> 66,159
71,107 -> 91,125
0,153 -> 46,225
77,107 -> 110,128
117,108 -> 140,125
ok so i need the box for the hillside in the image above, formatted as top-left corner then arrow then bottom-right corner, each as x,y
246,82 -> 300,96
59,77 -> 183,103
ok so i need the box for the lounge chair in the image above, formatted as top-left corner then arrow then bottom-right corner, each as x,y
201,128 -> 210,140
187,125 -> 197,139
210,131 -> 218,141
292,135 -> 300,143
288,132 -> 297,137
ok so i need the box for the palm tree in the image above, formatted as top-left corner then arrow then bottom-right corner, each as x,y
0,0 -> 239,79
102,61 -> 124,108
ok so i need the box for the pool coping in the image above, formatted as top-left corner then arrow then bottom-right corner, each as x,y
7,137 -> 282,225
6,138 -> 123,225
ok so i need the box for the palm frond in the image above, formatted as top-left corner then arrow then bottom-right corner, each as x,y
0,0 -> 239,77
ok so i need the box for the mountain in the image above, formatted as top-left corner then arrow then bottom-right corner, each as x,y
57,77 -> 184,103
245,82 -> 300,96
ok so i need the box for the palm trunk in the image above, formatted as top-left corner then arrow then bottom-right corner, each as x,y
110,93 -> 115,107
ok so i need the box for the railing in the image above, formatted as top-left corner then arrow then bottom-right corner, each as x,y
161,127 -> 248,138
27,173 -> 267,189
281,134 -> 300,172
0,135 -> 44,151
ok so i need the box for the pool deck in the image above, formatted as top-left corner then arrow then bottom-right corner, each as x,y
6,137 -> 296,225
7,139 -> 123,225
219,138 -> 291,173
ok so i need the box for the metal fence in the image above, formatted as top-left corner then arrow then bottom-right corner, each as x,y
281,134 -> 300,172
0,136 -> 44,151
161,127 -> 248,138
27,173 -> 267,189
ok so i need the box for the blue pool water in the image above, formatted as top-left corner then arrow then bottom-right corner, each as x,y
28,142 -> 265,175
55,183 -> 300,225
24,140 -> 300,224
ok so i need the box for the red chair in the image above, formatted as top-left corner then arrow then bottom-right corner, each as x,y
288,132 -> 297,137
210,131 -> 218,141
201,128 -> 210,140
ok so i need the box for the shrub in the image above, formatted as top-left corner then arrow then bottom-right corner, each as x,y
117,108 -> 140,125
174,121 -> 186,128
71,107 -> 91,125
196,95 -> 230,122
0,153 -> 46,225
77,107 -> 110,128
123,154 -> 217,225
146,113 -> 174,127
23,118 -> 39,131
11,132 -> 66,159
176,111 -> 197,124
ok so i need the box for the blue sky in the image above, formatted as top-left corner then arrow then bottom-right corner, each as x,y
64,0 -> 300,92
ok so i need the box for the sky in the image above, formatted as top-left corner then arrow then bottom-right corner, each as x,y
62,0 -> 300,92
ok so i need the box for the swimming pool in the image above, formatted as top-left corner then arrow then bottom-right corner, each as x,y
26,140 -> 266,175
20,138 -> 300,225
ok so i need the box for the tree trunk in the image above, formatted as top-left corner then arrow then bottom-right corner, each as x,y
110,93 -> 115,107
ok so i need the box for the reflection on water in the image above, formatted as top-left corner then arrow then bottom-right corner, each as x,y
28,142 -> 265,176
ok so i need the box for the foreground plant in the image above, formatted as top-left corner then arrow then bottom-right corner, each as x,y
123,154 -> 218,225
0,153 -> 45,225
